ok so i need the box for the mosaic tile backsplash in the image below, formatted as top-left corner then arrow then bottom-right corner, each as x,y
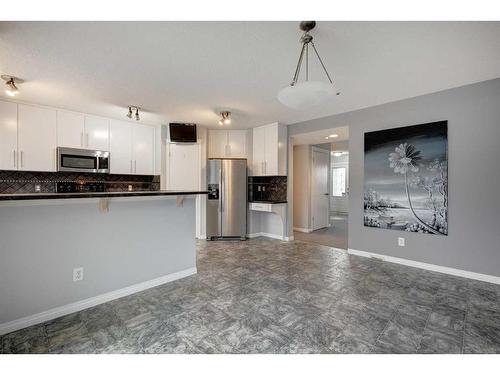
248,175 -> 287,202
0,170 -> 160,194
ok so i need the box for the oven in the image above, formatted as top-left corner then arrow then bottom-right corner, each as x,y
57,147 -> 110,173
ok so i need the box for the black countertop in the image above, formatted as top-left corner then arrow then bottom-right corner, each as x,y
0,190 -> 208,201
249,200 -> 288,204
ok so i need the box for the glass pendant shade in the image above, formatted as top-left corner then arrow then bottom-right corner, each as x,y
277,81 -> 336,110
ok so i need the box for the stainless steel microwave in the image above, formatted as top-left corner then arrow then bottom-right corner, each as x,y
57,147 -> 110,173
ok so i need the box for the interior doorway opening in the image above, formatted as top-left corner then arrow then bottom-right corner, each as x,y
291,126 -> 349,250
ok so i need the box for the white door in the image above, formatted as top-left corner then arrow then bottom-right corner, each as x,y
227,130 -> 247,158
109,120 -> 133,174
132,124 -> 154,175
168,143 -> 200,190
18,104 -> 57,172
208,130 -> 227,158
311,148 -> 330,230
264,125 -> 278,175
0,101 -> 18,170
57,110 -> 85,149
85,115 -> 109,150
252,126 -> 266,175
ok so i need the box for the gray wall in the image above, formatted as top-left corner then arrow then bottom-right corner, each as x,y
0,197 -> 196,324
289,78 -> 500,277
293,145 -> 311,230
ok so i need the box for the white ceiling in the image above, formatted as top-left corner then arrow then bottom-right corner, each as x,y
292,126 -> 349,145
1,21 -> 500,129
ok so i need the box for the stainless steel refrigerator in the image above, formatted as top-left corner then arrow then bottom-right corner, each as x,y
206,158 -> 247,240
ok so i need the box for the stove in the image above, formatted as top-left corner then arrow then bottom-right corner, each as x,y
56,182 -> 105,193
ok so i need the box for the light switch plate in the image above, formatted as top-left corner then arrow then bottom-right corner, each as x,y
73,267 -> 84,282
398,237 -> 405,247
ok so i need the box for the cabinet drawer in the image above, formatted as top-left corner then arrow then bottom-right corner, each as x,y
250,202 -> 272,212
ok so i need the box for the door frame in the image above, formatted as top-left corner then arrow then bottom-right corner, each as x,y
310,146 -> 331,231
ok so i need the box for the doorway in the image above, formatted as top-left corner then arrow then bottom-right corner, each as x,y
291,126 -> 349,250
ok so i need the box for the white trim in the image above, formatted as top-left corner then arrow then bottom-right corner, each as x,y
0,267 -> 197,335
293,227 -> 312,233
247,232 -> 293,241
348,248 -> 500,285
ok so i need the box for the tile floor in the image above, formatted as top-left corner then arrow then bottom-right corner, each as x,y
294,213 -> 348,249
1,238 -> 500,354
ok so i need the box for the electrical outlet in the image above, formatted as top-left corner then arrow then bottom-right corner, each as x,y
35,184 -> 41,192
128,185 -> 133,192
398,237 -> 405,247
73,267 -> 84,282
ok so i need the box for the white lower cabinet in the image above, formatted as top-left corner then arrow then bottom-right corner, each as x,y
18,104 -> 57,172
0,101 -> 18,170
110,120 -> 154,175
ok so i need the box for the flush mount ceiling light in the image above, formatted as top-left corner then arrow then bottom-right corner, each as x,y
2,75 -> 24,97
218,111 -> 231,126
324,133 -> 339,140
126,106 -> 140,121
277,21 -> 339,110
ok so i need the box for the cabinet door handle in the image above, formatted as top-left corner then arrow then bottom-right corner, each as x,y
130,160 -> 133,173
13,150 -> 16,168
81,132 -> 84,147
134,160 -> 137,173
86,133 -> 89,148
20,151 -> 24,168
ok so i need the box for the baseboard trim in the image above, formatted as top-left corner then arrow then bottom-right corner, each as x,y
248,232 -> 292,241
347,248 -> 500,285
293,227 -> 312,233
0,267 -> 197,336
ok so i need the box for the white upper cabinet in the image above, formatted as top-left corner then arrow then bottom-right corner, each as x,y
109,120 -> 133,174
208,130 -> 247,159
252,123 -> 286,176
110,120 -> 154,175
132,124 -> 154,175
84,115 -> 109,151
57,112 -> 109,150
0,101 -> 18,170
208,130 -> 227,158
18,104 -> 57,172
227,130 -> 247,158
57,110 -> 85,149
167,143 -> 200,190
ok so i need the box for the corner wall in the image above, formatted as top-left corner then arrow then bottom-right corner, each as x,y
288,78 -> 500,277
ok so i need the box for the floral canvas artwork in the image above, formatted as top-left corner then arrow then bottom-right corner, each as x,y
364,121 -> 448,235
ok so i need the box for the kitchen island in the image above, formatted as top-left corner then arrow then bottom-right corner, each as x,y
0,191 -> 207,335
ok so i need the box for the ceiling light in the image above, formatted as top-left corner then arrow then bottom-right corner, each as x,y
324,136 -> 329,140
126,106 -> 141,121
333,152 -> 343,157
329,134 -> 339,138
277,21 -> 339,110
2,75 -> 24,97
219,111 -> 231,126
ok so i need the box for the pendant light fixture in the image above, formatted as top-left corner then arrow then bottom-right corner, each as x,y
126,106 -> 140,121
277,21 -> 339,110
218,111 -> 231,126
2,75 -> 24,97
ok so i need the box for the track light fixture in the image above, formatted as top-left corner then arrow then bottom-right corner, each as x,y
126,106 -> 141,121
218,111 -> 231,126
2,75 -> 24,97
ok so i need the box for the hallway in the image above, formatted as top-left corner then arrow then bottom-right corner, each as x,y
294,213 -> 348,249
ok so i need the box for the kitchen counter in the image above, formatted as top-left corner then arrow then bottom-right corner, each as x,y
0,190 -> 208,201
249,200 -> 287,204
